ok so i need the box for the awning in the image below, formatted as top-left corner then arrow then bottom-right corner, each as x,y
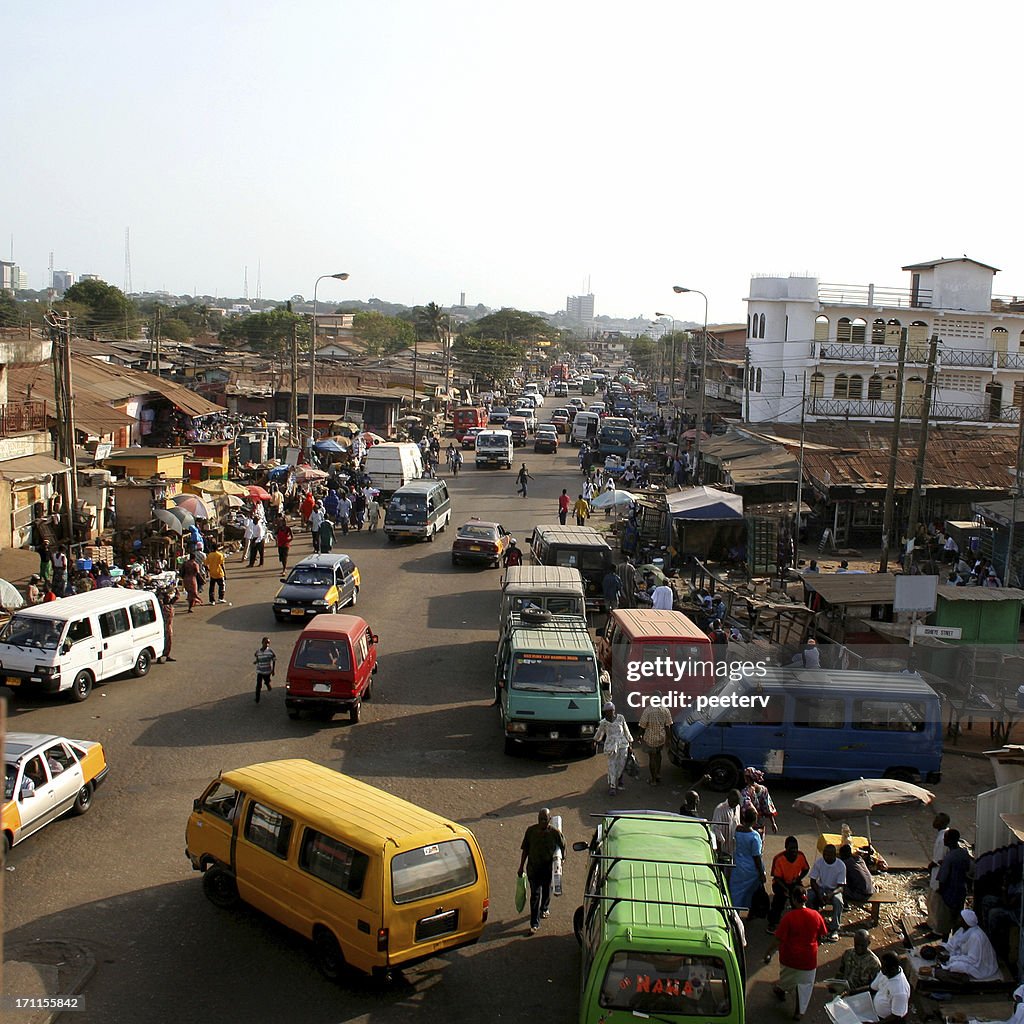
667,485 -> 744,520
72,399 -> 135,435
154,382 -> 225,419
0,454 -> 72,481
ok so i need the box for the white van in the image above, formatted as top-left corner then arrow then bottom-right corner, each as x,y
0,589 -> 166,702
364,442 -> 424,497
475,429 -> 513,469
572,411 -> 601,446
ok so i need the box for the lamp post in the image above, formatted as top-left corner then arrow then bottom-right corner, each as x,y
655,312 -> 676,398
673,285 -> 708,483
308,272 -> 350,448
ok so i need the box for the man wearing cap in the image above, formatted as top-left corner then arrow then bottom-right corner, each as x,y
936,909 -> 1001,981
594,701 -> 632,795
517,808 -> 565,935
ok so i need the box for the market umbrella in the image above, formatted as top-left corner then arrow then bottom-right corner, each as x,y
171,494 -> 214,519
195,478 -> 248,498
247,485 -> 273,502
314,439 -> 346,454
590,489 -> 638,509
361,431 -> 385,445
794,778 -> 935,842
223,494 -> 246,508
682,429 -> 711,440
0,579 -> 26,610
154,508 -> 187,533
294,466 -> 328,483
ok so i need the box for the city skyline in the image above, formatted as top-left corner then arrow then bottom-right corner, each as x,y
5,1 -> 1024,324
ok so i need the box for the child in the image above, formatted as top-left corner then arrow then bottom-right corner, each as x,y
253,636 -> 276,703
367,498 -> 380,533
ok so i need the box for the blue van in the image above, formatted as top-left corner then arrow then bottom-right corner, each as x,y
667,668 -> 943,792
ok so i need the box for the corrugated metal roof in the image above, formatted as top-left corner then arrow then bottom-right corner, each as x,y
804,574 -> 897,604
725,449 -> 799,485
0,454 -> 71,480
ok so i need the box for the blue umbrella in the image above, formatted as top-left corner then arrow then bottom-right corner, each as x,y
314,439 -> 345,453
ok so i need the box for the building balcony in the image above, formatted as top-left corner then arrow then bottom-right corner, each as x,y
0,401 -> 48,436
812,342 -> 1024,371
808,396 -> 1019,424
818,282 -> 933,309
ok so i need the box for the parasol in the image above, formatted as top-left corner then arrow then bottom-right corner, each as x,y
314,439 -> 347,454
794,778 -> 935,842
294,466 -> 328,483
171,494 -> 214,519
0,579 -> 26,610
223,494 -> 246,508
154,507 -> 192,533
247,485 -> 273,502
195,478 -> 249,497
590,489 -> 638,509
361,431 -> 385,445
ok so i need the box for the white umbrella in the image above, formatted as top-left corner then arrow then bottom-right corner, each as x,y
590,489 -> 638,509
794,778 -> 935,842
0,578 -> 26,610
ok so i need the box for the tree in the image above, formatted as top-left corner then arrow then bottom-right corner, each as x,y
219,307 -> 305,359
63,279 -> 138,339
0,291 -> 21,327
628,336 -> 658,375
415,301 -> 447,344
451,334 -> 524,384
352,312 -> 415,356
464,308 -> 551,345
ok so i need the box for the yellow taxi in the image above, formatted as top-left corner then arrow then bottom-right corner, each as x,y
272,553 -> 361,622
451,519 -> 514,568
3,732 -> 109,857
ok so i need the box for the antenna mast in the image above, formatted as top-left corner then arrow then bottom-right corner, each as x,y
124,228 -> 133,295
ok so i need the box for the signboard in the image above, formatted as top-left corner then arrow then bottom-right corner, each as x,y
916,625 -> 962,640
893,574 -> 938,613
655,385 -> 669,403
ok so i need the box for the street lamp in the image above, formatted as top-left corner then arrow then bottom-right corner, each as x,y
308,272 -> 350,447
673,285 -> 709,483
655,312 -> 676,397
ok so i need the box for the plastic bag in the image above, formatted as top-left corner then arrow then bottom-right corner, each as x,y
625,749 -> 641,779
515,873 -> 527,913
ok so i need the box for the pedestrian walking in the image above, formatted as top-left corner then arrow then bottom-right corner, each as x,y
180,552 -> 202,612
573,494 -> 590,526
206,542 -> 227,604
158,588 -> 177,663
765,887 -> 828,1021
36,538 -> 52,582
253,636 -> 276,703
638,702 -> 673,785
503,540 -> 524,568
558,488 -> 570,526
517,808 -> 566,935
309,502 -> 325,553
300,488 -> 315,528
927,812 -> 951,935
275,519 -> 293,570
516,463 -> 532,497
602,567 -> 622,616
247,515 -> 266,567
352,491 -> 366,530
741,766 -> 779,835
367,498 -> 380,532
337,493 -> 352,535
317,516 -> 336,555
452,449 -> 463,476
711,789 -> 742,863
730,807 -> 766,912
594,701 -> 632,795
616,556 -> 637,608
51,545 -> 69,597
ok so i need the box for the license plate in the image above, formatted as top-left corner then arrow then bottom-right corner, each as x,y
469,545 -> 481,551
291,609 -> 305,617
313,683 -> 331,693
6,676 -> 19,687
549,730 -> 559,739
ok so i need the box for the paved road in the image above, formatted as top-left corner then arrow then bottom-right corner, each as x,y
2,440 -> 993,1024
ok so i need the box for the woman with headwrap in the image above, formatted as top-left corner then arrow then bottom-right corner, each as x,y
741,766 -> 778,835
594,701 -> 632,796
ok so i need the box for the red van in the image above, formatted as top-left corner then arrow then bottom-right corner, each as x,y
453,405 -> 488,441
595,609 -> 714,724
284,615 -> 379,723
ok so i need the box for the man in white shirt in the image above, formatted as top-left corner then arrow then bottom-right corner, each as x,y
871,952 -> 911,1022
711,789 -> 741,859
926,812 -> 950,934
246,515 -> 266,567
651,583 -> 674,610
937,909 -> 1001,982
809,844 -> 847,941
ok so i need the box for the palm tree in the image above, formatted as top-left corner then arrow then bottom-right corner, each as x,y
417,301 -> 452,393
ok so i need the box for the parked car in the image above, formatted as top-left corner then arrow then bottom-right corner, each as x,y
534,425 -> 559,453
451,518 -> 513,568
273,554 -> 360,622
3,732 -> 109,857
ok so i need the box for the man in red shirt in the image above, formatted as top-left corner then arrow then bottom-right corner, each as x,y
558,488 -> 570,525
765,886 -> 828,1020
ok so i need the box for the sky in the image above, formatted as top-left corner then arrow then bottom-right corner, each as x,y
5,1 -> 1024,325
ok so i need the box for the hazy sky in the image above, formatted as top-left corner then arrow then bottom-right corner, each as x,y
6,1 -> 1023,323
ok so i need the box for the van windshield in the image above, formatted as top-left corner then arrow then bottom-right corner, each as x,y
478,436 -> 508,449
0,616 -> 64,650
293,639 -> 352,672
386,496 -> 426,524
511,653 -> 597,692
391,838 -> 477,904
552,548 -> 609,572
599,951 -> 731,1017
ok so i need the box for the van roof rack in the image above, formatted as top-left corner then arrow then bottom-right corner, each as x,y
583,893 -> 744,927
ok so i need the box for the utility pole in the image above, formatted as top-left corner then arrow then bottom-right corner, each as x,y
47,312 -> 78,544
904,334 -> 940,563
1005,404 -> 1024,586
744,347 -> 751,423
154,306 -> 161,377
795,371 -> 807,550
290,320 -> 299,443
879,328 -> 910,573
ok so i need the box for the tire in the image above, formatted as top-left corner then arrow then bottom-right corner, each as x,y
69,670 -> 93,703
287,708 -> 300,720
132,650 -> 151,678
705,756 -> 741,792
71,782 -> 94,816
313,927 -> 346,983
504,736 -> 520,756
573,905 -> 585,945
452,554 -> 460,566
349,587 -> 358,607
2,833 -> 9,862
203,866 -> 240,909
386,534 -> 395,543
364,681 -> 372,701
427,527 -> 435,543
350,702 -> 361,723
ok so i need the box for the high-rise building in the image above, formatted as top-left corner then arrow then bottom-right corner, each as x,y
566,293 -> 595,322
52,270 -> 74,295
0,261 -> 14,293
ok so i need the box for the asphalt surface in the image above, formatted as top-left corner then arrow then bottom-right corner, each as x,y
2,440 -> 995,1024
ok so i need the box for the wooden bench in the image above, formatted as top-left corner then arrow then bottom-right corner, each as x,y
848,894 -> 899,928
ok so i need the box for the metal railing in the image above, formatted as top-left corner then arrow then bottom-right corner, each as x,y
807,396 -> 1012,422
0,401 -> 47,435
818,282 -> 934,309
813,342 -> 1007,369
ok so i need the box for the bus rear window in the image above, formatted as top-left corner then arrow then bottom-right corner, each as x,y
600,952 -> 731,1017
391,839 -> 477,904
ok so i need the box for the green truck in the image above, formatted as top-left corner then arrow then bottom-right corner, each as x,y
494,613 -> 602,756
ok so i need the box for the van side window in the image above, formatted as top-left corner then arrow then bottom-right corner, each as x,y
67,618 -> 93,644
299,829 -> 370,898
203,782 -> 241,822
99,608 -> 130,638
793,697 -> 844,728
130,600 -> 157,628
854,700 -> 926,732
244,801 -> 294,859
356,632 -> 369,665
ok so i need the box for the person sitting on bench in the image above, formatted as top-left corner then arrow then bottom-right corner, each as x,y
841,844 -> 875,903
935,909 -> 1001,982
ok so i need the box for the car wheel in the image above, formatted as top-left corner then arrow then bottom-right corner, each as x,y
287,708 -> 300,720
132,650 -> 151,677
71,782 -> 94,815
503,736 -> 520,757
69,670 -> 93,702
705,756 -> 741,792
349,587 -> 358,607
349,702 -> 361,723
203,866 -> 240,909
364,681 -> 373,701
2,833 -> 9,862
452,554 -> 459,566
427,527 -> 435,543
313,927 -> 346,983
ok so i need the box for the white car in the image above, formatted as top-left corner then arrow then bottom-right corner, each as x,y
512,407 -> 537,432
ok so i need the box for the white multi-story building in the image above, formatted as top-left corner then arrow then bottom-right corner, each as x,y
744,257 -> 1024,425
